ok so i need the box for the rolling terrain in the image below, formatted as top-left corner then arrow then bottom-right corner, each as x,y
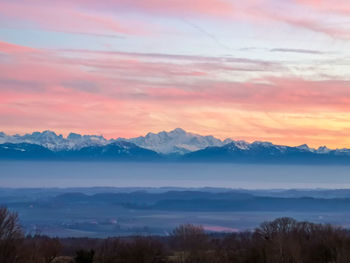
3,188 -> 350,237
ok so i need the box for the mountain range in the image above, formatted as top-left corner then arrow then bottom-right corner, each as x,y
1,128 -> 350,163
0,128 -> 232,154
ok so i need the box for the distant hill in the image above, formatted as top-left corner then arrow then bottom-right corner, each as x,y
182,141 -> 350,164
15,190 -> 350,213
4,187 -> 350,237
0,143 -> 55,159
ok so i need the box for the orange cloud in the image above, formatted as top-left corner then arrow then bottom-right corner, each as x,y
1,40 -> 350,148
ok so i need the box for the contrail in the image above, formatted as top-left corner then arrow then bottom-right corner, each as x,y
181,18 -> 232,51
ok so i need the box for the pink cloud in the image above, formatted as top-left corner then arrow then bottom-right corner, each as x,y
11,0 -> 236,18
114,0 -> 235,17
0,41 -> 38,54
268,12 -> 350,39
2,40 -> 350,147
1,40 -> 349,113
295,0 -> 350,15
1,0 -> 349,40
0,2 -> 149,36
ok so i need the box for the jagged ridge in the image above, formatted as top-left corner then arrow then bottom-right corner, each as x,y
1,129 -> 350,163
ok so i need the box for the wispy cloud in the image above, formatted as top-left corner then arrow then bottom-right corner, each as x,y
2,0 -> 350,40
270,48 -> 325,55
1,1 -> 350,147
0,1 -> 151,37
1,40 -> 350,147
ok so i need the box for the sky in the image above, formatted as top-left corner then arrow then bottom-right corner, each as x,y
1,0 -> 350,148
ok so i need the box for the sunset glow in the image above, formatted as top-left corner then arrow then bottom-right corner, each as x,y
1,0 -> 350,148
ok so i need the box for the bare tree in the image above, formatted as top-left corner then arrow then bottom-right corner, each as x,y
23,236 -> 61,263
171,224 -> 208,251
0,206 -> 23,263
171,224 -> 210,263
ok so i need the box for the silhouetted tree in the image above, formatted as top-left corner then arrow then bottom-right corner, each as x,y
171,224 -> 211,263
0,206 -> 23,263
1,210 -> 350,263
75,249 -> 94,263
23,235 -> 61,263
96,237 -> 166,263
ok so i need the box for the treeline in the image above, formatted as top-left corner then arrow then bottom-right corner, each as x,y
2,207 -> 350,263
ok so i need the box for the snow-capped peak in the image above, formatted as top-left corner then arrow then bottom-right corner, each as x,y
0,129 -> 344,156
0,130 -> 108,151
67,133 -> 82,140
296,144 -> 311,151
317,146 -> 331,154
120,128 -> 227,154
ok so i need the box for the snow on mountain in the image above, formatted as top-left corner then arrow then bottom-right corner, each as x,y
1,129 -> 349,157
2,128 -> 231,153
65,133 -> 108,150
224,140 -> 250,151
296,144 -> 312,151
316,146 -> 332,154
118,128 -> 227,154
0,130 -> 108,151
